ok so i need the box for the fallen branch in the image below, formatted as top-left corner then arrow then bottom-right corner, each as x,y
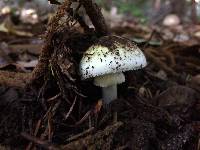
80,0 -> 109,36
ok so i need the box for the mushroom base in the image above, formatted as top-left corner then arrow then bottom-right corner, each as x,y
102,85 -> 117,104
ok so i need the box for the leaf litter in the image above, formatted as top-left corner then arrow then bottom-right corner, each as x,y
0,0 -> 200,150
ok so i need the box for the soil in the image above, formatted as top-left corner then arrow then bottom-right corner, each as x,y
0,1 -> 200,150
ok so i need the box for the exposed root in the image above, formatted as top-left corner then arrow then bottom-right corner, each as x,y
31,0 -> 72,83
80,0 -> 108,36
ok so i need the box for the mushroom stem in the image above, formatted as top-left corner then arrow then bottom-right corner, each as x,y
102,85 -> 117,104
94,72 -> 125,105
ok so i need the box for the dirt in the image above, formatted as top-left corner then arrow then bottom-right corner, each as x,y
0,1 -> 200,150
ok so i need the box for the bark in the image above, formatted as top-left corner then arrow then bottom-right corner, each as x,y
80,0 -> 109,36
31,0 -> 72,83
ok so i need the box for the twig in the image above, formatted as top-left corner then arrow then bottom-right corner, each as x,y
48,114 -> 53,142
47,93 -> 61,102
64,96 -> 77,120
21,132 -> 60,150
80,0 -> 109,36
74,110 -> 92,126
62,121 -> 123,149
68,4 -> 91,32
26,119 -> 42,150
66,127 -> 95,142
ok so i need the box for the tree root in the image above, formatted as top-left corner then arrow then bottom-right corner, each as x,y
31,0 -> 72,84
62,122 -> 123,150
80,0 -> 108,36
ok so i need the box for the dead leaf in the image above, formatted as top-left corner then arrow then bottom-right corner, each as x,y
157,85 -> 196,107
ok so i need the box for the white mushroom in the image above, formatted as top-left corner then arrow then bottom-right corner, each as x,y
79,35 -> 147,104
163,14 -> 180,27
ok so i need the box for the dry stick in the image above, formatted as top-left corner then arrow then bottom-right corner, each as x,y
66,127 -> 95,142
75,110 -> 92,126
40,100 -> 61,142
62,122 -> 123,149
48,114 -> 53,142
47,93 -> 61,102
21,132 -> 60,150
64,96 -> 77,120
80,0 -> 109,36
26,119 -> 42,150
70,4 -> 91,32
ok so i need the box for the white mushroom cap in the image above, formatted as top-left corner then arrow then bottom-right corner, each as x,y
79,35 -> 147,79
163,14 -> 180,27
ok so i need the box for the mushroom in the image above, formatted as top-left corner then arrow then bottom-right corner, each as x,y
79,35 -> 147,105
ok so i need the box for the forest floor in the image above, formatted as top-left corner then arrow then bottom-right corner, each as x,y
0,1 -> 200,150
